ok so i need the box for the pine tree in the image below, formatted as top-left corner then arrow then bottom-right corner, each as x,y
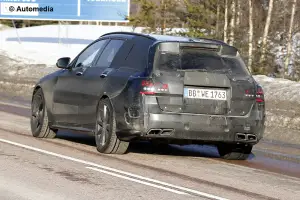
180,0 -> 218,38
127,0 -> 179,34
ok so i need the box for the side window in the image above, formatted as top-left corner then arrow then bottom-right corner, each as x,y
74,40 -> 107,68
95,39 -> 124,68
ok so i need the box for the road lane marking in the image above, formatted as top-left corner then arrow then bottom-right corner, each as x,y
86,167 -> 189,195
0,138 -> 230,200
0,101 -> 30,109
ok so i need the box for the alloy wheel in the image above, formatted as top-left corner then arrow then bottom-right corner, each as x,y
31,94 -> 44,132
96,103 -> 111,146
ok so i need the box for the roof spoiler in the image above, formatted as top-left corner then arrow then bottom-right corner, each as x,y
219,45 -> 238,56
159,42 -> 238,56
180,42 -> 238,56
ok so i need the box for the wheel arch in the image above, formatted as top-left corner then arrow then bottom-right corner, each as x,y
32,85 -> 55,126
32,85 -> 41,100
98,94 -> 115,111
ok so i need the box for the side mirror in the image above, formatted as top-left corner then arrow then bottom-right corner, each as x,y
56,57 -> 71,69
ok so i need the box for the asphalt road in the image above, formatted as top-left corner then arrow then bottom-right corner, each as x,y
0,99 -> 300,200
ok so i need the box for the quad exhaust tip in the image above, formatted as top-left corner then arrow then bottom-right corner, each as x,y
236,133 -> 257,142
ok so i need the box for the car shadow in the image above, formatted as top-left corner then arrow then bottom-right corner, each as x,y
55,130 -> 222,159
128,141 -> 221,158
56,131 -> 96,146
55,130 -> 256,160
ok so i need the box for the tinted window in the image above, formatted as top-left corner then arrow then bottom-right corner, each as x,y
156,47 -> 250,76
95,40 -> 124,68
121,36 -> 154,71
74,40 -> 107,68
222,56 -> 250,76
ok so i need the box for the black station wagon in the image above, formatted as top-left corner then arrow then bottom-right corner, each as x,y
30,32 -> 265,160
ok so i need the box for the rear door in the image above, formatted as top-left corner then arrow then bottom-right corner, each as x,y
152,42 -> 256,116
76,39 -> 126,130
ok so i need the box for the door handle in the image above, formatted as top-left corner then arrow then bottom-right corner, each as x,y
100,73 -> 108,78
100,68 -> 113,78
76,71 -> 83,76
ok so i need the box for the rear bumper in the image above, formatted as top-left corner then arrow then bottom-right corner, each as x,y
120,110 -> 265,144
113,92 -> 265,144
143,112 -> 264,143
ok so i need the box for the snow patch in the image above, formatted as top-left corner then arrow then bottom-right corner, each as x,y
0,25 -> 144,65
0,25 -> 183,66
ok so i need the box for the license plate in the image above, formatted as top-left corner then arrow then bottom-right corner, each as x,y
184,88 -> 227,100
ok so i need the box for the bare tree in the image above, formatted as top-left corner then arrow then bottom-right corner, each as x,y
259,0 -> 274,64
236,0 -> 241,27
284,0 -> 297,77
248,0 -> 253,73
160,0 -> 166,35
229,0 -> 236,46
216,1 -> 220,38
224,0 -> 228,43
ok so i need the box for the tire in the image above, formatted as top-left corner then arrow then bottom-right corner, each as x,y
95,98 -> 129,154
217,144 -> 253,160
30,88 -> 57,139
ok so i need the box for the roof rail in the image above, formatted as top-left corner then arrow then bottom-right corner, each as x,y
100,32 -> 231,46
100,32 -> 156,40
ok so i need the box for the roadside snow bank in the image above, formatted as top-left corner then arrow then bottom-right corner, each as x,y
0,25 -> 144,65
253,75 -> 300,144
0,24 -> 184,66
254,75 -> 300,103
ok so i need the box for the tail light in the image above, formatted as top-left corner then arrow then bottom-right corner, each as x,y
256,85 -> 264,103
140,80 -> 169,95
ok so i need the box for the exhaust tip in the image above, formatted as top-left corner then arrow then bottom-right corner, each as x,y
247,134 -> 257,141
236,133 -> 247,140
236,133 -> 257,142
146,129 -> 162,135
161,129 -> 174,135
146,129 -> 174,136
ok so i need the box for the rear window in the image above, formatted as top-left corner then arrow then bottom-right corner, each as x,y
155,46 -> 250,76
